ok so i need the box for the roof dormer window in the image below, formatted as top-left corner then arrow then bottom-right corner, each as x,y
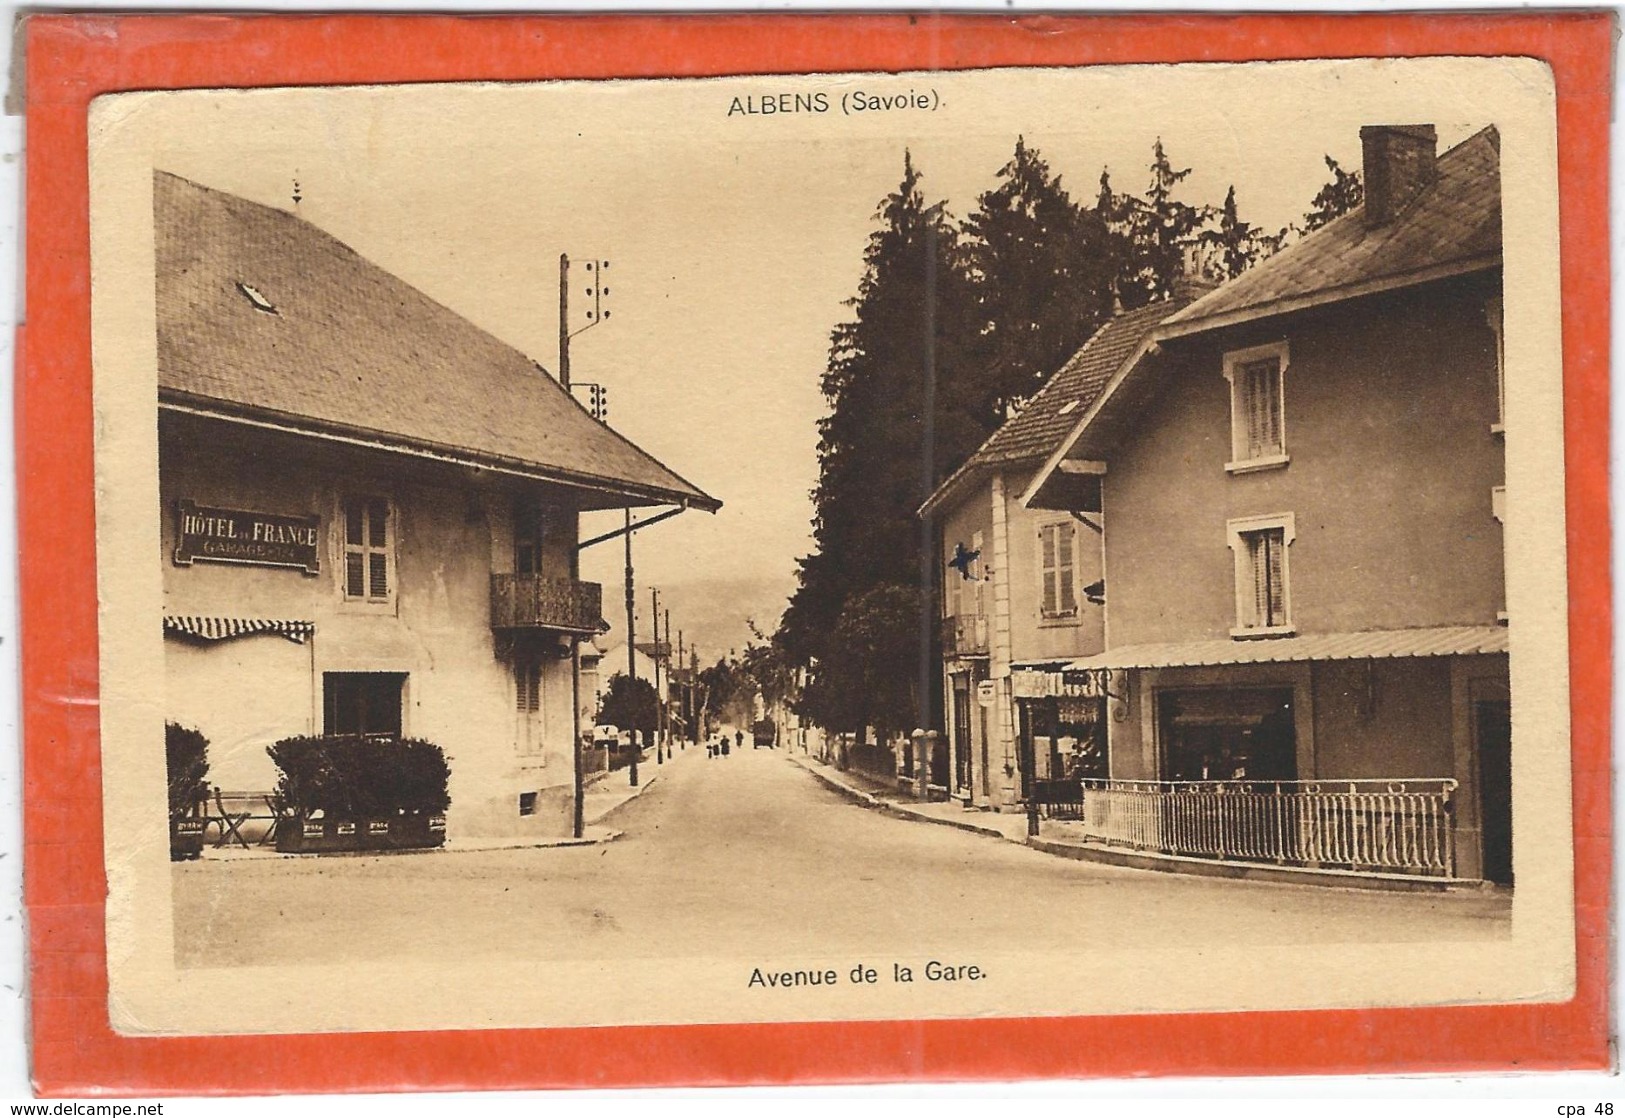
236,281 -> 279,315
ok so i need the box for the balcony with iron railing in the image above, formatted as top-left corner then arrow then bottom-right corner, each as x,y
490,573 -> 604,634
1032,778 -> 1459,878
940,612 -> 990,658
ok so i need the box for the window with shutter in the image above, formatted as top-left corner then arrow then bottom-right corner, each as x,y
1039,523 -> 1078,620
1244,528 -> 1286,628
342,497 -> 392,603
1223,342 -> 1290,472
516,659 -> 542,713
1228,514 -> 1294,636
1057,522 -> 1077,615
515,654 -> 545,755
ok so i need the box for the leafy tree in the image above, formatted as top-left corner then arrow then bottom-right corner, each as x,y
695,636 -> 796,733
961,137 -> 1115,418
1302,154 -> 1364,233
797,582 -> 922,745
596,672 -> 659,741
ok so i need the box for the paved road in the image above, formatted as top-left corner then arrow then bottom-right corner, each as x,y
174,745 -> 1510,968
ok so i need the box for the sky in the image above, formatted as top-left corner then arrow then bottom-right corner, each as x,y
137,62 -> 1491,655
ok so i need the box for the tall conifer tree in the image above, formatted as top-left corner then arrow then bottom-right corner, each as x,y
780,152 -> 974,742
961,137 -> 1115,421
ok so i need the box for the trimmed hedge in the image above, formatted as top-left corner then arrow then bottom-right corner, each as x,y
165,722 -> 210,819
268,735 -> 451,818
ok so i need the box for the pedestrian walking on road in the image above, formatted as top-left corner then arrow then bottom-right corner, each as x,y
734,729 -> 744,755
721,733 -> 730,757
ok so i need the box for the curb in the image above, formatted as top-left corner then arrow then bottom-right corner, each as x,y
789,755 -> 1015,842
790,755 -> 1486,895
1025,834 -> 1483,893
197,827 -> 625,861
584,755 -> 672,827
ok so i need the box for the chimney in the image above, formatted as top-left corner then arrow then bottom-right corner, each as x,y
1360,124 -> 1438,226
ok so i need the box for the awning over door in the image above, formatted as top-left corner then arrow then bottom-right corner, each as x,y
1065,625 -> 1508,671
163,615 -> 315,644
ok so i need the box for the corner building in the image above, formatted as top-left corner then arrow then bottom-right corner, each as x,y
1025,126 -> 1510,883
155,172 -> 719,840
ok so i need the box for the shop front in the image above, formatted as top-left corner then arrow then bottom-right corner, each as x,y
1011,663 -> 1110,816
1041,628 -> 1510,882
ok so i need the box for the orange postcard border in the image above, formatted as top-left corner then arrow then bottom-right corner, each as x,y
19,11 -> 1613,1095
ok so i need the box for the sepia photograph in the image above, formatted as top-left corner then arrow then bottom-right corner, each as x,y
86,55 -> 1575,1037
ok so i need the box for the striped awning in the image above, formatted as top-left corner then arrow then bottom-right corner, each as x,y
1066,625 -> 1508,671
163,616 -> 315,644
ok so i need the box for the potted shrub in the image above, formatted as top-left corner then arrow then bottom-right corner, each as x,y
269,735 -> 450,854
165,722 -> 209,861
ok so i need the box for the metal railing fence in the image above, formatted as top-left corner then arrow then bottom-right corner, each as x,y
1035,778 -> 1457,877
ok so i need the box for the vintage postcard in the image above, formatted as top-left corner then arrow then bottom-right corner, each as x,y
19,12 -> 1605,1091
86,56 -> 1575,1038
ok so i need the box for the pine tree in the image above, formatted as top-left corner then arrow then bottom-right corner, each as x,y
780,152 -> 975,742
1302,154 -> 1364,232
961,137 -> 1115,420
1198,185 -> 1281,281
1115,138 -> 1211,307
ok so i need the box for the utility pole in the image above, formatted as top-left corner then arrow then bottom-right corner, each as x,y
559,251 -> 611,815
676,628 -> 685,749
625,508 -> 638,787
652,587 -> 664,765
558,253 -> 571,391
664,607 -> 673,754
918,207 -> 940,795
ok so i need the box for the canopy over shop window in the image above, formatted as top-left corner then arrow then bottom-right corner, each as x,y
163,616 -> 314,644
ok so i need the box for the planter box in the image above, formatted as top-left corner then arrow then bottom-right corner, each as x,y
169,816 -> 205,862
275,814 -> 447,854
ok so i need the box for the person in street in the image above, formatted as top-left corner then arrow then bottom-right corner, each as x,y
735,729 -> 744,754
721,732 -> 730,757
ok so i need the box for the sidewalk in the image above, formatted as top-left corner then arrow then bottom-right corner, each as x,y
582,743 -> 687,826
787,752 -> 1488,893
201,746 -> 687,860
788,752 -> 1031,842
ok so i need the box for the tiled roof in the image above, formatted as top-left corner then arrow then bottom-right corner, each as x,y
1065,625 -> 1508,670
921,293 -> 1197,514
1166,126 -> 1500,332
155,172 -> 720,512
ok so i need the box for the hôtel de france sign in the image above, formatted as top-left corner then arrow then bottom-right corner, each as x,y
175,499 -> 321,574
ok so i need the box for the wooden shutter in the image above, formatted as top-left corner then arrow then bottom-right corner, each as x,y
1246,532 -> 1265,627
516,659 -> 541,713
1057,522 -> 1077,614
1244,528 -> 1287,628
344,503 -> 366,597
1264,529 -> 1285,626
1040,526 -> 1058,616
1242,359 -> 1282,458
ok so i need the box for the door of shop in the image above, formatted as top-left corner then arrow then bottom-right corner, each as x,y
1475,697 -> 1513,886
951,678 -> 972,795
